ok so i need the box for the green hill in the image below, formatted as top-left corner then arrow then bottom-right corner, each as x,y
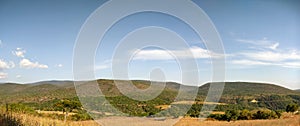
198,82 -> 298,96
0,80 -> 299,111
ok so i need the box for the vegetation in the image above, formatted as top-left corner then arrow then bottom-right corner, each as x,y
286,103 -> 299,113
208,109 -> 282,122
0,113 -> 23,126
54,99 -> 81,123
0,79 -> 300,125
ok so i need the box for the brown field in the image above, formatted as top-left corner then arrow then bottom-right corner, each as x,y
96,114 -> 300,126
4,113 -> 300,126
155,105 -> 171,110
174,116 -> 300,126
36,110 -> 77,115
6,113 -> 99,126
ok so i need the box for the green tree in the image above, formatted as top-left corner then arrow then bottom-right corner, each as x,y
224,110 -> 239,122
275,110 -> 282,118
238,109 -> 252,120
286,104 -> 298,113
55,100 -> 81,123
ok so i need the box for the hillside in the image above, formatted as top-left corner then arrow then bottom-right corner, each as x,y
198,82 -> 298,96
0,80 -> 299,105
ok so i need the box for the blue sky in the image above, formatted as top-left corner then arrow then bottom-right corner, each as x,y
0,0 -> 299,89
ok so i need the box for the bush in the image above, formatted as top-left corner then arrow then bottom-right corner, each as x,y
9,103 -> 36,114
238,109 -> 252,120
71,113 -> 93,121
286,104 -> 298,113
252,110 -> 279,119
224,110 -> 239,122
275,110 -> 282,118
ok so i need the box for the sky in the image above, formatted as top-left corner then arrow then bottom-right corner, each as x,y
0,0 -> 299,89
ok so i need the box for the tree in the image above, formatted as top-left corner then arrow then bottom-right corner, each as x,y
238,109 -> 252,120
275,110 -> 282,118
286,104 -> 298,113
55,100 -> 81,123
224,110 -> 239,122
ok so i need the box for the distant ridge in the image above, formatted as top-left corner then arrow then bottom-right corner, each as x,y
198,82 -> 298,96
0,79 -> 299,103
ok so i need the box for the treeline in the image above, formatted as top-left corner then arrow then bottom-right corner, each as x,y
208,109 -> 282,122
216,94 -> 300,111
207,103 -> 299,122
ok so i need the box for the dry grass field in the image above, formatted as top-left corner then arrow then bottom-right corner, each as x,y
96,114 -> 300,126
36,110 -> 77,115
174,116 -> 300,126
2,113 -> 98,126
2,112 -> 299,126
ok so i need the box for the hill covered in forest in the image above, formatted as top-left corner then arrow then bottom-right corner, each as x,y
0,80 -> 299,106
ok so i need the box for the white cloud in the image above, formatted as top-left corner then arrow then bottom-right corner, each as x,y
16,75 -> 21,78
282,62 -> 300,68
0,72 -> 7,79
0,59 -> 15,69
231,59 -> 300,69
241,50 -> 300,62
269,43 -> 279,50
133,46 -> 223,60
19,59 -> 48,69
231,60 -> 272,66
12,48 -> 26,58
55,64 -> 63,67
236,38 -> 279,50
233,37 -> 300,69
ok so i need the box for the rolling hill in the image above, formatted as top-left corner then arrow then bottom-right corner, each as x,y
198,82 -> 298,96
0,80 -> 299,107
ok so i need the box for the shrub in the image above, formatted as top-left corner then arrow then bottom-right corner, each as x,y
71,113 -> 93,121
209,109 -> 282,121
238,109 -> 252,120
286,104 -> 298,113
253,110 -> 279,119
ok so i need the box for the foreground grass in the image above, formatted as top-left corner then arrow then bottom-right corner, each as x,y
1,112 -> 299,126
91,114 -> 300,126
1,113 -> 98,126
175,116 -> 300,126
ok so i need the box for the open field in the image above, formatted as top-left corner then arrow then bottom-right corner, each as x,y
0,113 -> 99,126
2,113 -> 299,126
36,110 -> 77,115
174,116 -> 300,126
96,115 -> 300,126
